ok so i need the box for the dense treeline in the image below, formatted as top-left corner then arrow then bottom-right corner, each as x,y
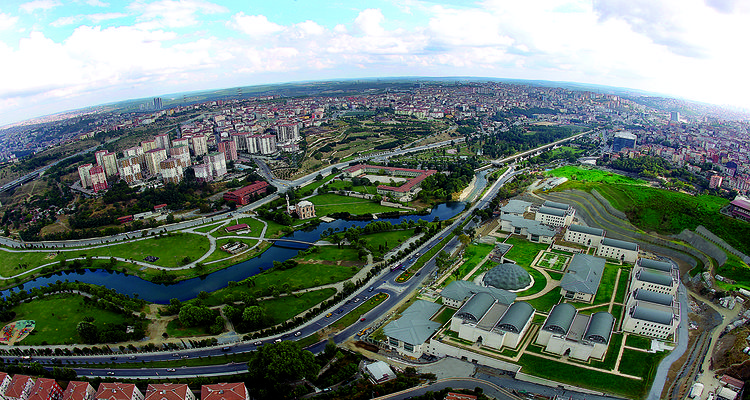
476,125 -> 573,159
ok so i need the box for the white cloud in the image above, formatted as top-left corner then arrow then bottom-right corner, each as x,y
19,0 -> 60,13
51,12 -> 128,27
86,0 -> 109,6
132,0 -> 227,28
230,13 -> 284,37
354,9 -> 385,36
0,13 -> 19,30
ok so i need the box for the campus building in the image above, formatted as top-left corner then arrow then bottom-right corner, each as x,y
630,258 -> 679,297
534,200 -> 575,227
499,199 -> 531,217
5,375 -> 34,400
223,181 -> 270,205
155,133 -> 170,150
169,145 -> 191,168
95,384 -> 143,400
564,224 -> 606,248
383,300 -> 442,358
728,197 -> 750,222
145,384 -> 195,400
440,280 -> 517,309
27,379 -> 63,400
536,303 -> 615,361
560,254 -> 605,303
344,164 -> 438,201
500,214 -> 556,244
596,238 -> 639,263
450,293 -> 534,350
200,383 -> 248,400
621,288 -> 680,339
62,382 -> 95,400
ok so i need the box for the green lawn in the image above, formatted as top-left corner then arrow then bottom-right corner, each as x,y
166,318 -> 211,337
431,307 -> 456,325
516,266 -> 547,297
296,246 -> 363,263
360,229 -> 416,257
525,290 -> 562,313
11,294 -> 132,345
614,268 -> 631,303
548,166 -> 646,185
298,173 -> 338,197
517,354 -> 648,399
590,333 -> 623,370
618,348 -> 667,382
625,334 -> 652,350
261,288 -> 337,324
212,217 -> 267,238
85,233 -> 210,268
202,238 -> 259,264
332,293 -> 388,330
306,194 -> 401,216
591,263 -> 621,305
547,271 -> 564,281
458,243 -> 495,279
193,221 -> 226,233
504,236 -> 548,267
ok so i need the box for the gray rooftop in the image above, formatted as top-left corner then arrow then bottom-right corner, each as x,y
477,303 -> 509,330
637,269 -> 674,287
483,263 -> 532,291
496,301 -> 534,334
502,215 -> 556,237
543,303 -> 577,335
568,224 -> 605,237
383,300 -> 443,346
543,200 -> 570,211
560,254 -> 606,295
584,311 -> 614,344
441,280 -> 517,305
634,289 -> 674,306
614,131 -> 637,140
639,258 -> 673,273
456,292 -> 496,322
630,303 -> 675,325
500,199 -> 532,215
600,237 -> 639,251
538,206 -> 566,217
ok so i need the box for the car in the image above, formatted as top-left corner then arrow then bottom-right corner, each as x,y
128,356 -> 136,360
337,308 -> 344,314
181,355 -> 189,359
294,331 -> 301,337
274,338 -> 282,343
110,357 -> 117,360
166,368 -> 176,372
107,371 -> 115,375
353,298 -> 360,303
221,346 -> 231,351
172,353 -> 179,357
360,318 -> 366,322
368,287 -> 374,292
326,313 -> 332,317
253,341 -> 262,346
416,272 -> 421,276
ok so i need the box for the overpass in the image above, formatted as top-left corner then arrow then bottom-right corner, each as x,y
477,129 -> 594,171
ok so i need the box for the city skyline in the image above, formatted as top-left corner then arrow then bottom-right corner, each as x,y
1,0 -> 750,125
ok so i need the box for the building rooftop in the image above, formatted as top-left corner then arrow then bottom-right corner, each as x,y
6,375 -> 34,399
630,303 -> 675,325
496,301 -> 534,334
600,237 -> 639,251
95,383 -> 138,400
543,303 -> 577,335
201,383 -> 247,400
456,292 -> 496,322
560,254 -> 605,295
537,206 -> 566,217
383,300 -> 442,347
633,289 -> 674,306
584,311 -> 614,344
502,214 -> 556,237
543,200 -> 570,211
483,263 -> 532,291
639,258 -> 673,273
637,269 -> 674,287
62,382 -> 93,400
500,199 -> 531,215
145,384 -> 191,400
441,280 -> 516,305
567,224 -> 605,237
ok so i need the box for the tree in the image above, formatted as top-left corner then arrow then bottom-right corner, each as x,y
246,341 -> 320,398
178,304 -> 216,327
242,306 -> 269,330
76,321 -> 98,344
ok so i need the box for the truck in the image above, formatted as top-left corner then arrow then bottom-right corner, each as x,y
689,383 -> 704,399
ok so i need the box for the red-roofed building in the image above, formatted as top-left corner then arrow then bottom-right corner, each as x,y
200,383 -> 248,400
721,375 -> 744,392
62,382 -> 95,400
95,383 -> 144,400
0,373 -> 12,397
224,224 -> 249,233
5,375 -> 34,400
27,378 -> 62,400
444,393 -> 476,400
144,384 -> 194,400
223,181 -> 270,205
342,164 -> 437,201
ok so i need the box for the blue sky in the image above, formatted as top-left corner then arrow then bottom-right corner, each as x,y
1,0 -> 749,125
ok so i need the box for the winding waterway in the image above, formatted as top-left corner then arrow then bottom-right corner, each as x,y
2,202 -> 465,303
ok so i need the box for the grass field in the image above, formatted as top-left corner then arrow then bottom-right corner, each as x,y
548,166 -> 646,185
166,318 -> 210,337
360,229 -> 416,257
625,334 -> 652,350
516,266 -> 547,297
614,268 -> 631,303
431,307 -> 456,325
11,294 -> 132,345
504,236 -> 548,267
458,243 -> 495,279
212,217 -> 267,238
591,263 -> 621,305
517,353 -> 648,398
306,194 -> 401,216
618,348 -> 667,383
85,233 -> 210,268
524,290 -> 562,313
332,292 -> 388,330
261,288 -> 337,324
297,246 -> 363,263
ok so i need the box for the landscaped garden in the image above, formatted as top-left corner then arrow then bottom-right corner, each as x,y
306,194 -> 401,216
536,252 -> 570,270
504,236 -> 549,267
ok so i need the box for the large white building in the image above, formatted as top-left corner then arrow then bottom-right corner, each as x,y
78,163 -> 93,188
536,303 -> 615,361
500,214 -> 556,244
450,293 -> 534,350
440,280 -> 517,309
621,288 -> 680,339
144,148 -> 168,176
206,152 -> 227,179
564,224 -> 606,248
535,200 -> 575,227
559,254 -> 606,303
499,199 -> 532,217
383,300 -> 442,358
630,258 -> 679,296
596,238 -> 639,263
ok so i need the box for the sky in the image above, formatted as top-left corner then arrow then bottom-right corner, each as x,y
1,0 -> 749,125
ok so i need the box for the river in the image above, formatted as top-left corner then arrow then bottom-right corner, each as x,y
2,202 -> 465,303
